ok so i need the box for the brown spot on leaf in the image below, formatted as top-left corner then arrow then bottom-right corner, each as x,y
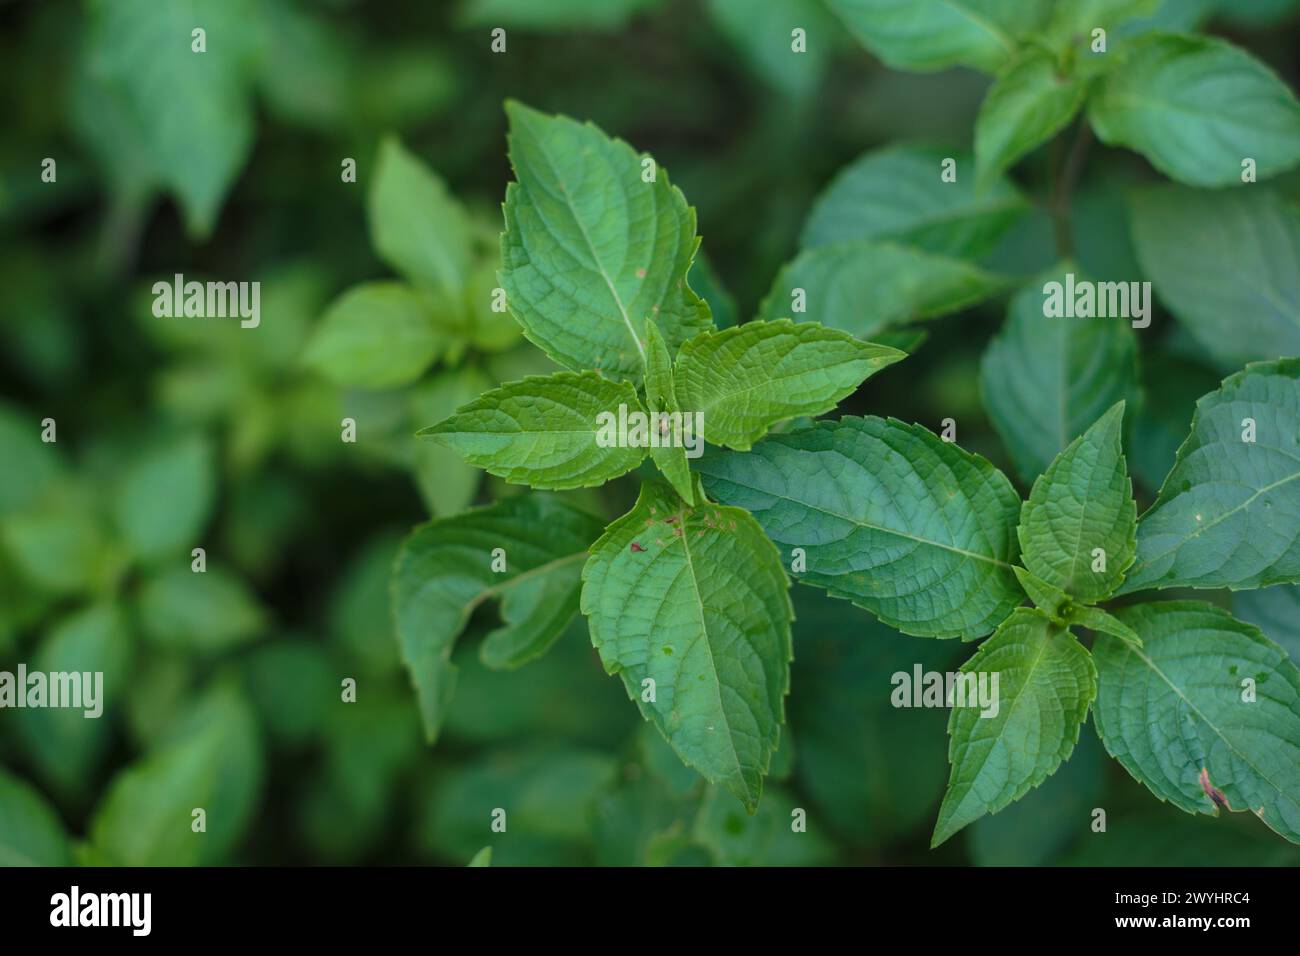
630,542 -> 646,553
1199,768 -> 1231,810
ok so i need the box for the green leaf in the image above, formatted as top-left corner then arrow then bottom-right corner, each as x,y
694,784 -> 834,865
802,144 -> 1028,260
138,565 -> 265,651
1089,33 -> 1300,188
580,482 -> 792,810
0,483 -> 116,596
932,609 -> 1097,846
304,282 -> 443,389
84,0 -> 262,237
368,137 -> 473,298
975,50 -> 1087,188
1130,186 -> 1300,367
688,253 -> 738,331
417,747 -> 616,864
968,723 -> 1106,865
457,0 -> 660,30
112,434 -> 215,563
825,0 -> 1044,73
0,768 -> 70,866
392,495 -> 605,742
706,0 -> 842,99
1017,402 -> 1137,602
1066,604 -> 1142,647
759,240 -> 1009,340
421,371 -> 648,490
1234,585 -> 1300,664
409,367 -> 491,516
1013,565 -> 1071,619
90,684 -> 262,865
696,416 -> 1024,638
16,604 -> 133,797
0,403 -> 62,517
643,322 -> 695,504
674,319 -> 905,450
501,101 -> 711,382
1129,353 -> 1222,495
980,268 -> 1139,484
1094,602 -> 1300,844
1045,0 -> 1161,44
468,846 -> 492,867
1121,360 -> 1300,593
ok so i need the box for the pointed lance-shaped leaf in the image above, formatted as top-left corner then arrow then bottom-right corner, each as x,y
500,101 -> 711,383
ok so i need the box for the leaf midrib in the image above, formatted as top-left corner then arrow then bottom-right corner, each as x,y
718,469 -> 1016,570
1117,639 -> 1300,820
524,128 -> 647,366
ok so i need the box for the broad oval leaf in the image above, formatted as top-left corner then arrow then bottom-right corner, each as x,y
392,494 -> 605,742
0,768 -> 70,866
85,0 -> 261,237
368,137 -> 473,298
759,240 -> 1009,340
112,434 -> 216,563
1130,186 -> 1300,368
1121,359 -> 1300,593
1018,402 -> 1137,603
975,50 -> 1087,188
138,564 -> 265,651
825,0 -> 1044,73
932,609 -> 1096,846
304,282 -> 443,389
1089,33 -> 1300,188
580,482 -> 793,811
501,101 -> 711,382
420,371 -> 648,490
696,416 -> 1024,638
90,684 -> 262,865
802,144 -> 1028,259
1094,602 -> 1300,844
980,268 -> 1138,484
674,319 -> 905,450
16,604 -> 133,797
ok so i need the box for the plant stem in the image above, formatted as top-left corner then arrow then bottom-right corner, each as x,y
1051,121 -> 1093,259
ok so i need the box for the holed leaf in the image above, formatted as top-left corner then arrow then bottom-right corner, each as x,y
1094,602 -> 1300,844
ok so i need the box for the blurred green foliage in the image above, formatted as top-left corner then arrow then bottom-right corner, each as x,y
1,0 -> 1299,866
